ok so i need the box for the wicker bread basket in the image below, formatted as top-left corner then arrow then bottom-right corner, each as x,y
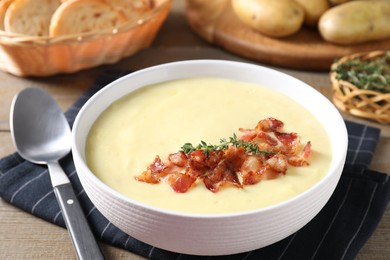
331,50 -> 390,124
0,0 -> 172,77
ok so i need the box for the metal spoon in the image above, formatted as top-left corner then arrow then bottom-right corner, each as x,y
10,88 -> 104,260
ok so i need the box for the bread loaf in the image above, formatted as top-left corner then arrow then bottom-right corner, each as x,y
4,0 -> 61,36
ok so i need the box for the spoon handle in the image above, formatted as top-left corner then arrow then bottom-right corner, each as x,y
49,163 -> 105,260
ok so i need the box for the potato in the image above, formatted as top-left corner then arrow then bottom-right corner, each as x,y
328,0 -> 351,6
232,0 -> 304,37
186,0 -> 228,22
319,0 -> 390,44
294,0 -> 330,27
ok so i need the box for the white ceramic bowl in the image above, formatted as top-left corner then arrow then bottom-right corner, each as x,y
72,60 -> 348,256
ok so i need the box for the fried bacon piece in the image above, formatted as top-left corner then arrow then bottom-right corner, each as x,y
135,117 -> 312,193
203,159 -> 243,192
239,153 -> 288,185
135,152 -> 198,193
256,117 -> 284,132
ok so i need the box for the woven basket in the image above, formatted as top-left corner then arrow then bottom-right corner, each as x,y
331,50 -> 390,124
0,0 -> 172,77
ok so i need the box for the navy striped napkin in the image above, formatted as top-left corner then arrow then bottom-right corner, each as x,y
1,70 -> 389,260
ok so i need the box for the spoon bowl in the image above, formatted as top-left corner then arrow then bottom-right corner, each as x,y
11,88 -> 71,164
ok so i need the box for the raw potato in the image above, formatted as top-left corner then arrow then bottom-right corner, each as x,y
319,0 -> 390,44
294,0 -> 330,27
232,0 -> 304,37
328,0 -> 351,6
186,0 -> 228,23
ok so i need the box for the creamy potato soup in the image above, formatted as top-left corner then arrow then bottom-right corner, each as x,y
86,77 -> 332,214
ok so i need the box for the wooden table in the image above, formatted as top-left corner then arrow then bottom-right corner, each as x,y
0,1 -> 389,259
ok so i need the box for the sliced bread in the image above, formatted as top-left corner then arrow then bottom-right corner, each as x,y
4,0 -> 61,36
0,0 -> 13,31
49,0 -> 128,36
108,0 -> 153,21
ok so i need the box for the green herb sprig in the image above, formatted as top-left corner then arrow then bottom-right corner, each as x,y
333,51 -> 390,94
181,134 -> 273,157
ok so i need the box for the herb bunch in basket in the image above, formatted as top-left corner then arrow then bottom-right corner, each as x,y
330,50 -> 390,124
333,51 -> 390,94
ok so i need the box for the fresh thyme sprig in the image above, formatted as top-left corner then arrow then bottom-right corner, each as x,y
181,133 -> 273,157
333,51 -> 390,94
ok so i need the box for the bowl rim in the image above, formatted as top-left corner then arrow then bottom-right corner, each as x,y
72,59 -> 348,219
0,0 -> 172,46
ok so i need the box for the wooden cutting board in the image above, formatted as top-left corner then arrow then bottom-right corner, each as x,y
185,0 -> 390,71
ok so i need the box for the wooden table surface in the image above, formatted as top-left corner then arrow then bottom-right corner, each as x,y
0,1 -> 389,259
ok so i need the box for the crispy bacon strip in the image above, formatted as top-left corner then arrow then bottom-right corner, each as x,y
135,117 -> 312,193
256,117 -> 284,132
203,159 -> 243,192
164,172 -> 197,193
288,141 -> 312,166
